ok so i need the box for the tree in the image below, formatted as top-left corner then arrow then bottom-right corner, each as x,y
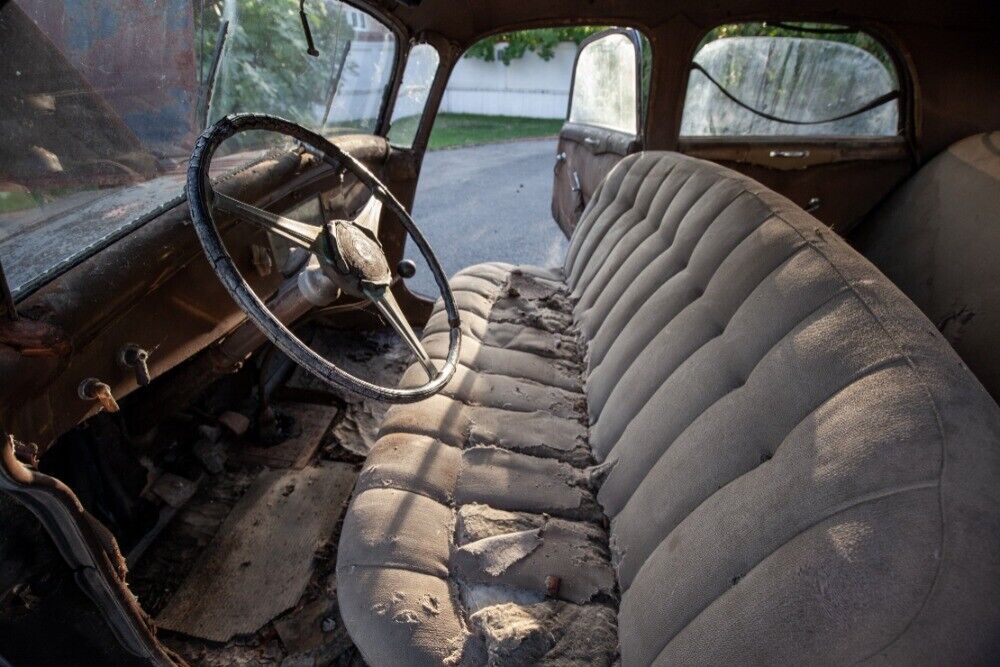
198,0 -> 358,130
465,28 -> 606,65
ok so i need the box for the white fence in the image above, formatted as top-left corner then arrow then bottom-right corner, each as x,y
441,42 -> 577,119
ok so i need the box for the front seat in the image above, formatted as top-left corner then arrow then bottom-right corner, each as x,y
337,151 -> 1000,665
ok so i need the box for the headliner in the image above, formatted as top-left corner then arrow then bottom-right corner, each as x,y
371,0 -> 999,45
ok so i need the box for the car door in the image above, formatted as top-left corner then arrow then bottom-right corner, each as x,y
551,28 -> 644,237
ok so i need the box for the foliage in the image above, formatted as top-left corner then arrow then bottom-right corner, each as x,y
197,0 -> 365,143
202,0 -> 354,119
465,27 -> 606,65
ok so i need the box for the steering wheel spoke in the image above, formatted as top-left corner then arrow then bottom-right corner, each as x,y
213,191 -> 322,251
363,285 -> 436,380
188,113 -> 460,403
350,195 -> 383,234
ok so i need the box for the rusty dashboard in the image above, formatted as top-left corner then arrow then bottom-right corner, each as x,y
0,135 -> 398,453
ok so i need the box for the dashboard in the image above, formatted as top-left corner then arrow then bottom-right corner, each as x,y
0,135 -> 404,452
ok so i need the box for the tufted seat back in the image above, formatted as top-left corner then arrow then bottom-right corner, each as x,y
564,152 -> 1000,664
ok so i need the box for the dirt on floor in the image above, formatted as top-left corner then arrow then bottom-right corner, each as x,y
127,326 -> 417,666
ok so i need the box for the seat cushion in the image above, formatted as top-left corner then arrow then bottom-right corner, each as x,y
338,153 -> 1000,666
338,263 -> 620,666
853,131 -> 1000,401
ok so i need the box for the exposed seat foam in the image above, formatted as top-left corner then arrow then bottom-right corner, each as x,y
337,152 -> 1000,665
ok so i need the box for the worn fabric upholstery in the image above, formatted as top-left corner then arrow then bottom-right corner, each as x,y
853,131 -> 1000,401
337,151 -> 1000,666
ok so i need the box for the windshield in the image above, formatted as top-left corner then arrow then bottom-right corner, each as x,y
0,0 -> 396,298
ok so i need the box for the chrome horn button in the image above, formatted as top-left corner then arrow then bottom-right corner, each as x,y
323,220 -> 392,294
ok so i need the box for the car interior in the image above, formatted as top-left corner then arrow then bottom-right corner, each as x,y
1,0 -> 999,665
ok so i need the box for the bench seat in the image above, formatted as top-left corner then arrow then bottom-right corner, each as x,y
337,152 -> 1000,665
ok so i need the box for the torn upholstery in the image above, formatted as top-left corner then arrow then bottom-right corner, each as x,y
337,150 -> 1000,665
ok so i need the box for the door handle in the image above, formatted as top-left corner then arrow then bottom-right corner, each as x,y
768,149 -> 810,159
583,137 -> 600,148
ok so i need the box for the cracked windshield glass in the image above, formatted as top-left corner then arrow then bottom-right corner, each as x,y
0,0 -> 395,297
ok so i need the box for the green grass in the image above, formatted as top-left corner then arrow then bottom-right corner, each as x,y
390,113 -> 563,150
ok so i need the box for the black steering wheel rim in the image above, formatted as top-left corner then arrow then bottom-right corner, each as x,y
186,113 -> 461,403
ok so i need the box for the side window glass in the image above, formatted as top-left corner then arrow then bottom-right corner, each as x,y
568,33 -> 638,135
388,44 -> 441,147
681,23 -> 899,137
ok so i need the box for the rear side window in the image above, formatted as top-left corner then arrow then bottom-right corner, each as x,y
681,23 -> 900,137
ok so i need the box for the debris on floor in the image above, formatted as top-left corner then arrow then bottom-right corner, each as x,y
155,463 -> 356,643
150,473 -> 199,509
234,403 -> 340,469
123,328 -> 419,664
286,328 -> 416,456
130,469 -> 257,616
274,598 -> 337,656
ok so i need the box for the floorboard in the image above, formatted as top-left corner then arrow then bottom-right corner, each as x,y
155,463 -> 356,642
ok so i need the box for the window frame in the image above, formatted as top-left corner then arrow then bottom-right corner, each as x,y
677,21 -> 913,145
565,27 -> 648,140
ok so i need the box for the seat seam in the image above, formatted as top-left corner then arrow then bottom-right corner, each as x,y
575,165 -> 693,300
576,167 -> 711,312
355,480 -> 452,507
569,157 -> 670,288
564,155 -> 632,274
578,177 -> 745,322
341,562 -> 451,579
587,191 -> 768,370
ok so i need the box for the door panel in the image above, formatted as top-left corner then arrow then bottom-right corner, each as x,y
680,137 -> 913,233
552,123 -> 639,236
551,29 -> 644,237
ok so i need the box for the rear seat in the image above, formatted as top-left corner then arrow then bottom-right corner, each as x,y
337,151 -> 1000,665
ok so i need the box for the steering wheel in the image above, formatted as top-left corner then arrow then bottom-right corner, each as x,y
186,113 -> 460,403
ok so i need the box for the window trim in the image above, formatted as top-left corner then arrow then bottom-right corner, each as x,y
676,21 -> 913,145
677,135 -> 911,171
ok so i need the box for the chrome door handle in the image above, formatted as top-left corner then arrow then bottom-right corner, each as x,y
769,149 -> 810,158
583,137 -> 600,147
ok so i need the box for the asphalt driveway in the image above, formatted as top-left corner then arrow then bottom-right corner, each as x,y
403,138 -> 569,297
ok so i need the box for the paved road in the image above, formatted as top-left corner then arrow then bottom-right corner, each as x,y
403,138 -> 569,297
